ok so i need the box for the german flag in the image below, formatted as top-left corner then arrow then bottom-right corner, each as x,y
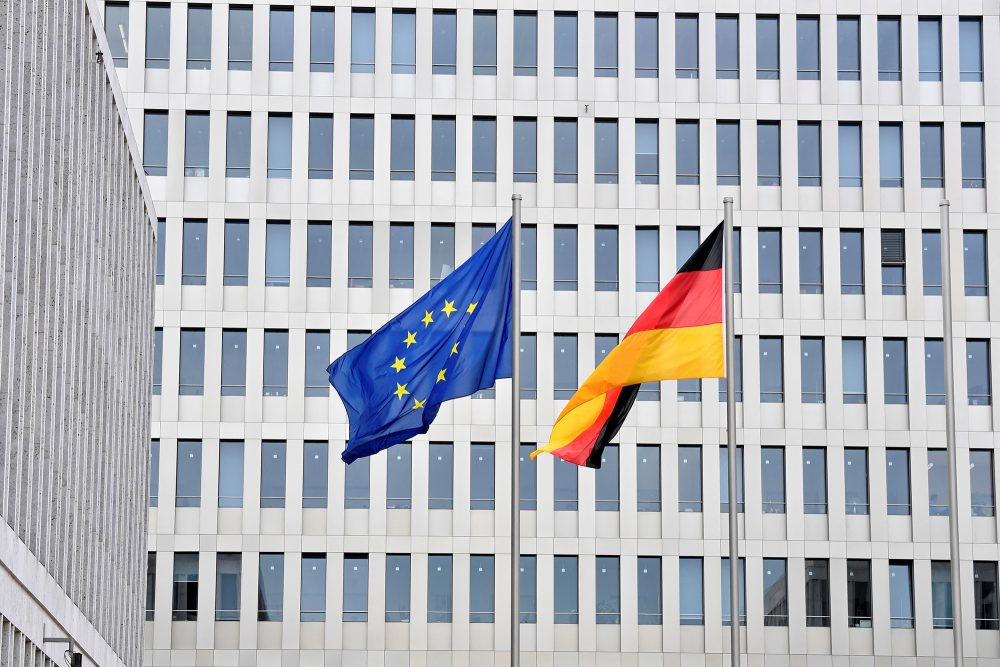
533,223 -> 725,468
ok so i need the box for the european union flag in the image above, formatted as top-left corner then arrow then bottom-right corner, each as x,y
329,220 -> 513,463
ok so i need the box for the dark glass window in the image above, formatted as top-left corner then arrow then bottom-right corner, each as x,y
386,443 -> 412,509
187,5 -> 211,69
172,553 -> 199,620
638,557 -> 662,624
519,443 -> 537,510
879,123 -> 903,187
595,120 -> 618,184
391,10 -> 415,74
520,555 -> 537,623
183,112 -> 210,177
520,333 -> 537,399
351,9 -> 375,73
431,117 -> 456,181
223,220 -> 249,285
385,554 -> 411,622
348,222 -> 373,287
840,229 -> 864,294
469,555 -> 495,623
310,8 -> 334,72
513,118 -> 537,183
343,555 -> 369,621
883,338 -> 908,404
267,114 -> 292,178
472,117 -> 497,182
798,122 -> 821,186
837,16 -> 860,80
152,327 -> 163,395
258,553 -> 284,621
428,442 -> 454,510
521,224 -> 537,291
635,14 -> 658,78
216,553 -> 241,621
143,111 -> 168,176
389,222 -> 413,288
349,115 -> 375,180
763,559 -> 788,626
226,113 -> 251,178
473,11 -> 497,76
970,449 -> 995,517
105,3 -> 129,67
155,219 -> 166,285
635,227 -> 659,291
845,448 -> 869,515
553,12 -> 578,77
145,4 -> 171,69
877,17 -> 901,81
932,561 -> 953,628
886,448 -> 911,515
228,6 -> 252,70
805,559 -> 830,626
960,18 -> 983,82
300,555 -> 327,621
181,219 -> 207,285
637,444 -> 660,512
801,337 -> 825,403
513,12 -> 537,76
759,336 -> 784,402
427,555 -> 453,623
260,441 -> 286,508
308,115 -> 333,179
218,440 -> 243,507
553,456 -> 578,511
149,440 -> 160,507
920,123 -> 944,188
679,558 -> 704,625
758,228 -> 782,293
430,223 -> 455,286
220,329 -> 246,396
716,15 -> 739,79
756,16 -> 779,79
962,124 -> 986,189
964,230 -> 988,296
847,559 -> 872,627
390,115 -> 415,181
635,120 -> 659,185
432,10 -> 457,75
761,447 -> 786,513
843,337 -> 866,403
178,328 -> 205,395
594,445 -> 619,511
344,455 -> 369,509
968,339 -> 992,406
470,443 -> 495,510
262,330 -> 288,396
268,7 -> 293,72
839,123 -> 862,187
799,229 -> 823,293
678,445 -> 702,512
922,230 -> 942,295
594,13 -> 618,78
675,15 -> 698,78
264,221 -> 290,286
974,562 -> 999,629
676,120 -> 700,185
595,556 -> 620,624
306,221 -> 332,287
757,121 -> 780,186
594,226 -> 618,292
716,121 -> 740,185
302,441 -> 328,508
881,229 -> 905,295
889,561 -> 914,628
554,226 -> 577,292
802,447 -> 827,513
553,118 -> 577,183
928,448 -> 948,516
918,18 -> 941,81
554,556 -> 579,624
796,17 -> 820,80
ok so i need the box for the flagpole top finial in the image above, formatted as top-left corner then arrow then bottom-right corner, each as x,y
512,194 -> 522,201
723,196 -> 734,204
939,199 -> 950,207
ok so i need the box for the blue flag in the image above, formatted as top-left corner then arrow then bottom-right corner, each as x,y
329,220 -> 513,463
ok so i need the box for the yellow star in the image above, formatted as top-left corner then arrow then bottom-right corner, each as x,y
403,331 -> 417,348
390,357 -> 406,373
393,383 -> 410,400
450,342 -> 459,356
422,310 -> 434,327
412,398 -> 426,410
436,368 -> 447,383
441,300 -> 457,317
467,302 -> 478,314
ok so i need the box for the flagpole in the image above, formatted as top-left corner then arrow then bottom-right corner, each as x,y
511,194 -> 522,667
940,199 -> 964,665
723,197 -> 740,667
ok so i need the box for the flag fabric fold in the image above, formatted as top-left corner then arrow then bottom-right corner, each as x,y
534,222 -> 725,468
329,220 -> 513,463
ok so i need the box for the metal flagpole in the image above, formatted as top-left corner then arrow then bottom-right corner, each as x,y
723,197 -> 740,667
511,194 -> 522,667
940,199 -> 965,666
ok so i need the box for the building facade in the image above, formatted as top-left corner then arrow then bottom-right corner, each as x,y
111,2 -> 1000,664
0,0 -> 157,665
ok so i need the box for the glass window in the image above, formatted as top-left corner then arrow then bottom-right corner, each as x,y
471,11 -> 497,76
679,558 -> 704,625
839,123 -> 862,187
390,10 -> 415,74
594,120 -> 619,184
348,222 -> 373,287
760,336 -> 784,402
636,444 -> 661,512
553,12 -> 577,77
962,124 -> 986,189
554,456 -> 578,511
218,440 -> 243,508
520,333 -> 537,399
351,9 -> 375,73
269,7 -> 293,71
183,112 -> 210,177
719,335 -> 743,402
889,561 -> 914,628
427,555 -> 453,623
635,120 -> 658,185
431,117 -> 456,181
716,120 -> 740,185
431,10 -> 456,74
964,230 -> 988,296
796,17 -> 819,79
637,557 -> 662,625
223,220 -> 249,285
265,221 -> 290,287
841,229 -> 864,294
349,114 -> 375,180
263,330 -> 288,396
513,12 -> 537,76
343,555 -> 369,621
385,555 -> 411,622
520,555 -> 537,623
757,121 -> 780,186
145,4 -> 170,68
105,2 -> 129,67
922,337 -> 944,405
300,555 -> 326,621
306,221 -> 332,287
469,555 -> 495,623
344,455 -> 369,509
884,338 -> 908,404
260,441 -> 286,508
847,559 -> 872,627
310,8 -> 334,72
181,219 -> 207,285
594,226 -> 618,292
172,553 -> 199,620
388,115 -> 415,181
595,445 -> 619,511
257,554 -> 283,621
228,6 -> 252,70
675,15 -> 698,78
928,448 -> 948,516
845,448 -> 869,515
155,219 -> 166,285
554,226 -> 578,291
918,18 -> 941,81
430,223 -> 455,286
552,118 -> 577,183
798,122 -> 821,186
387,443 -> 412,509
716,16 -> 738,79
877,17 -> 901,81
886,448 -> 911,515
179,328 -> 205,395
761,447 -> 786,513
801,337 -> 825,403
837,17 -> 860,80
720,445 -> 744,513
302,441 -> 328,508
921,123 -> 944,188
521,225 -> 537,291
428,442 -> 453,510
520,443 -> 537,510
975,562 -> 999,629
635,227 -> 659,292
922,230 -> 942,295
470,443 -> 495,510
968,340 -> 992,406
307,115 -> 333,179
758,229 -> 782,293
594,13 -> 618,77
186,4 -> 211,69
554,556 -> 579,624
932,561 -> 953,628
388,222 -> 414,288
554,333 -> 578,400
721,558 -> 746,626
635,14 -> 658,77
143,111 -> 168,176
149,440 -> 160,507
971,449 -> 995,516
881,229 -> 905,295
472,117 -> 497,182
805,559 -> 830,627
960,18 -> 983,82
153,327 -> 163,394
176,439 -> 202,507
676,120 -> 700,185
763,559 -> 788,626
756,16 -> 779,79
225,112 -> 250,178
843,337 -> 866,403
678,445 -> 703,512
220,329 -> 246,396
267,114 -> 292,178
513,118 -> 537,183
215,553 -> 240,621
595,556 -> 620,624
803,447 -> 827,513
799,229 -> 823,293
879,123 -> 903,187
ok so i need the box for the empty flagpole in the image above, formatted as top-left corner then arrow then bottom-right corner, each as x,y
511,194 -> 522,667
723,197 -> 740,667
940,199 -> 964,665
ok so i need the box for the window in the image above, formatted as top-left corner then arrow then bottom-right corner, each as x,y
594,556 -> 620,625
305,221 -> 332,287
554,332 -> 579,400
387,222 -> 413,288
349,330 -> 370,349
519,443 -> 537,510
763,559 -> 788,626
308,115 -> 333,179
839,123 -> 862,187
149,440 -> 160,507
310,8 -> 334,72
675,15 -> 698,78
218,440 -> 243,508
758,229 -> 782,293
265,221 -> 290,287
721,558 -> 746,626
143,111 -> 168,176
968,340 -> 992,406
469,555 -> 495,623
960,18 -> 983,82
733,229 -> 742,293
635,227 -> 659,292
105,3 -> 129,67
595,445 -> 619,511
391,10 -> 415,73
228,6 -> 252,70
350,115 -> 375,180
632,557 -> 663,626
756,16 -> 779,79
214,553 -> 240,621
513,12 -> 537,76
427,442 -> 453,510
257,554 -> 284,621
922,230 -> 942,296
757,121 -> 781,186
387,115 -> 415,181
387,443 -> 411,509
678,445 -> 702,512
351,9 -> 375,73
221,221 -> 250,287
300,555 -> 326,622
635,14 -> 658,77
520,555 -> 537,623
225,113 -> 250,178
761,447 -> 786,513
302,441 -> 328,509
847,559 -> 872,627
878,123 -> 903,187
716,121 -> 740,185
928,448 -> 948,515
679,558 -> 704,625
889,561 -> 914,628
385,554 -> 411,622
181,219 -> 207,285
145,4 -> 170,69
263,330 -> 288,396
348,222 -> 373,287
595,120 -> 619,184
430,10 -> 456,74
719,338 -> 743,401
716,16 -> 738,79
805,559 -> 830,627
267,114 -> 292,178
554,556 -> 579,624
430,223 -> 455,285
837,17 -> 860,80
798,229 -> 823,293
920,123 -> 944,188
343,555 -> 369,621
594,13 -> 618,77
796,17 -> 820,79
187,5 -> 211,69
521,225 -> 537,291
797,122 -> 821,186
220,329 -> 246,396
344,454 -> 369,509
554,456 -> 578,511
472,117 -> 497,182
802,447 -> 827,513
964,230 -> 989,296
801,337 -> 825,403
468,11 -> 497,76
635,120 -> 658,185
155,219 -> 166,285
553,12 -> 577,76
427,555 -> 453,623
676,120 -> 700,185
918,18 -> 941,81
884,338 -> 908,404
259,441 -> 286,508
513,118 -> 537,182
971,449 -> 995,516
843,337 -> 867,404
470,443 -> 495,510
841,229 -> 864,294
881,229 -> 905,295
975,562 -> 999,629
172,553 -> 198,620
886,448 -> 911,515
178,328 -> 205,395
845,448 -> 869,515
431,117 -> 456,181
760,336 -> 784,402
962,124 -> 986,189
269,7 -> 293,72
720,445 -> 744,512
932,561 -> 953,628
553,226 -> 578,291
153,328 -> 163,394
877,17 -> 901,81
594,227 -> 618,292
632,444 -> 661,513
520,334 -> 537,399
